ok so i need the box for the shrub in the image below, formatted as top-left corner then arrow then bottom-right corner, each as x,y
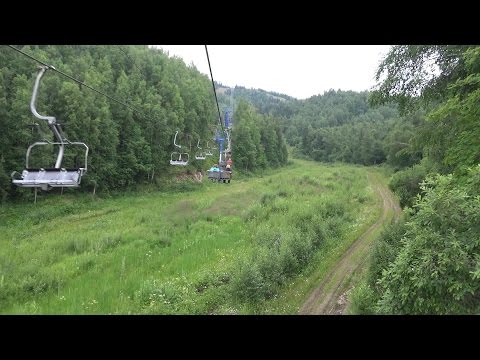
376,167 -> 480,314
348,283 -> 376,315
389,163 -> 428,208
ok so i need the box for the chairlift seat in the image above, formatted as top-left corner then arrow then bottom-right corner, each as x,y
12,168 -> 85,191
169,160 -> 189,166
208,170 -> 221,180
208,170 -> 231,181
170,152 -> 189,166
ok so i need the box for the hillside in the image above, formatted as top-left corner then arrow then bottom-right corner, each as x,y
0,160 -> 388,314
2,45 -> 480,315
0,46 -> 289,202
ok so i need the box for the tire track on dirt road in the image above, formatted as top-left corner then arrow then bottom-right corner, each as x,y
299,172 -> 401,315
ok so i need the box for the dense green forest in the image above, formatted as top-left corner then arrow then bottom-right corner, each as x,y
216,84 -> 298,120
217,84 -> 421,169
286,90 -> 421,166
0,46 -> 288,202
351,45 -> 480,314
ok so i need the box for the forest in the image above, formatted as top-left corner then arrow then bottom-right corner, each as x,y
0,45 -> 287,201
1,45 -> 479,314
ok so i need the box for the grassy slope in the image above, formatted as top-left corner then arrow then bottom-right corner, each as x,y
260,168 -> 388,314
0,160 -> 386,314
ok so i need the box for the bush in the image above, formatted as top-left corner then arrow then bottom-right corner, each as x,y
242,202 -> 268,223
230,220 -> 328,306
230,259 -> 267,304
348,283 -> 377,315
367,220 -> 407,290
376,167 -> 480,314
389,163 -> 428,208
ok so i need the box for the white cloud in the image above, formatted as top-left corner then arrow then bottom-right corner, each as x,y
153,45 -> 391,100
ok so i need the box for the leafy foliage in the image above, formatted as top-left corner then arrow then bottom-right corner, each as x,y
0,45 -> 289,200
389,162 -> 429,208
232,100 -> 288,172
355,45 -> 480,314
375,168 -> 480,314
284,89 -> 421,167
369,45 -> 472,114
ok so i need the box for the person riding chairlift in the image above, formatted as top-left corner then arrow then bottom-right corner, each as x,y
226,158 -> 232,172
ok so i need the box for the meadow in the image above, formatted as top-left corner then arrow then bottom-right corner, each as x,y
0,159 -> 384,314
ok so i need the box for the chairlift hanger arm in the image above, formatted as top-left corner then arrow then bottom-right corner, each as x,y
30,66 -> 65,168
31,66 -> 57,125
173,130 -> 182,149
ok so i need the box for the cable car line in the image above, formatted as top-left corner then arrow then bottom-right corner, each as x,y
204,45 -> 225,133
6,45 -> 156,123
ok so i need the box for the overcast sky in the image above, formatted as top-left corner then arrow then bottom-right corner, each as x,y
152,45 -> 391,100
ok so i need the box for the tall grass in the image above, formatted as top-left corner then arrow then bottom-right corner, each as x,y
0,159 -> 381,314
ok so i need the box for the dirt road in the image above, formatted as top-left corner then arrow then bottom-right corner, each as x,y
299,172 -> 401,315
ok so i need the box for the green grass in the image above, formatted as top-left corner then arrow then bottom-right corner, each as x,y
0,159 -> 386,314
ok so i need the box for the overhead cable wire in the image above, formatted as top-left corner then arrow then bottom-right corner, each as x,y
204,45 -> 225,133
115,45 -> 145,75
7,45 -> 156,122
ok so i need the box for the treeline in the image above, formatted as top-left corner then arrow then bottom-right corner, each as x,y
218,82 -> 422,170
0,45 -> 216,199
352,45 -> 480,314
232,99 -> 288,171
284,90 -> 422,167
0,46 -> 289,202
217,85 -> 298,119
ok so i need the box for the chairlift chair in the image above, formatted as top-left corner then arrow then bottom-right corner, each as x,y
170,130 -> 189,166
11,66 -> 89,191
204,141 -> 213,156
194,139 -> 206,160
170,152 -> 189,166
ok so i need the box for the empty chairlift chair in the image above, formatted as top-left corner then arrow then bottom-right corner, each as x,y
204,141 -> 213,156
11,66 -> 89,191
170,131 -> 189,166
195,139 -> 206,160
